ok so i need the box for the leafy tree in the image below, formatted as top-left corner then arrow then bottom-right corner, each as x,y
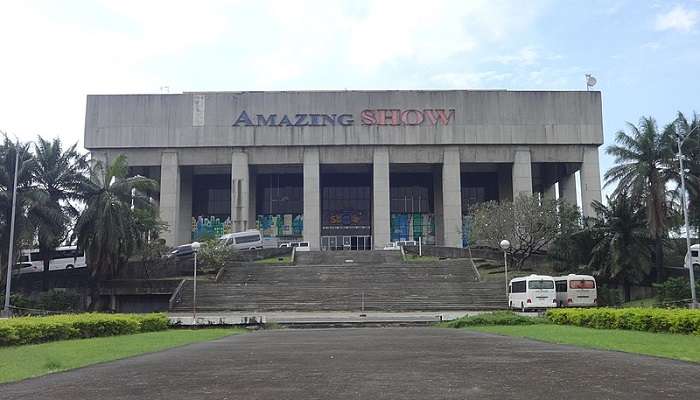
469,195 -> 580,270
31,136 -> 89,289
74,155 -> 159,308
587,195 -> 651,301
605,117 -> 675,282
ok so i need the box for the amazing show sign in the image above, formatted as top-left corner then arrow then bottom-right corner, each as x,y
232,109 -> 455,127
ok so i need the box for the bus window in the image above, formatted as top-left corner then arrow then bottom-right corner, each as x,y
555,280 -> 567,293
528,280 -> 554,290
235,234 -> 261,244
570,280 -> 595,289
511,281 -> 526,293
19,255 -> 29,263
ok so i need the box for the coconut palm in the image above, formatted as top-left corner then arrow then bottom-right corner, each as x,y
74,155 -> 158,307
31,136 -> 89,289
587,195 -> 651,301
665,112 -> 700,239
604,117 -> 675,282
0,136 -> 39,292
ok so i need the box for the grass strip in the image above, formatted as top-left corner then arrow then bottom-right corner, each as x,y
0,328 -> 244,384
469,324 -> 700,363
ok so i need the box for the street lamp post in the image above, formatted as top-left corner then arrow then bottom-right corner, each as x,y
2,144 -> 20,318
676,124 -> 699,308
500,239 -> 511,300
191,242 -> 201,324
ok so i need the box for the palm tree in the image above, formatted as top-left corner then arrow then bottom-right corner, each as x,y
31,137 -> 89,289
75,155 -> 158,308
0,136 -> 39,293
604,117 -> 675,282
665,112 -> 700,240
587,195 -> 651,301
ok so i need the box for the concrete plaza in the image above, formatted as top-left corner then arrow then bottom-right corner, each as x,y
3,327 -> 699,399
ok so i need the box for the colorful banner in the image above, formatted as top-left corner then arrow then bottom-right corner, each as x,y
390,213 -> 435,244
256,214 -> 303,238
192,216 -> 232,240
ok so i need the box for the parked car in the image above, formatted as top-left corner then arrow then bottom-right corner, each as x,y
686,244 -> 699,269
382,241 -> 417,250
218,230 -> 264,251
169,244 -> 195,259
279,241 -> 311,251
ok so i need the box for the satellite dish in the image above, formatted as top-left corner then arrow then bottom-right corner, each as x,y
585,74 -> 597,90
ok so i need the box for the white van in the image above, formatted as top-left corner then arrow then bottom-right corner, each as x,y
686,244 -> 699,269
14,246 -> 86,274
509,274 -> 557,311
554,274 -> 597,307
218,230 -> 264,251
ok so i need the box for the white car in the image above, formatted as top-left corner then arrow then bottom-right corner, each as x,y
279,241 -> 311,251
383,241 -> 417,250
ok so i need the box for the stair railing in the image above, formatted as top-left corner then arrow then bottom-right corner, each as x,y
168,279 -> 187,310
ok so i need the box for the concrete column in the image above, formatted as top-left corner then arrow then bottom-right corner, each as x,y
248,168 -> 257,230
89,151 -> 108,185
580,146 -> 603,218
512,147 -> 533,198
559,172 -> 578,207
432,167 -> 444,245
159,151 -> 180,246
303,147 -> 321,250
372,147 -> 390,249
442,147 -> 463,248
231,150 -> 250,232
178,167 -> 193,244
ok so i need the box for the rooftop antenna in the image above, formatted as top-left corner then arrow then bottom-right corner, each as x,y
160,86 -> 170,94
585,74 -> 597,91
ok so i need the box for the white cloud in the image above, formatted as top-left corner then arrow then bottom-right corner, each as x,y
655,4 -> 698,32
430,71 -> 513,88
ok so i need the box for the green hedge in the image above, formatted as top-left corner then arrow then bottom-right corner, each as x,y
0,313 -> 170,346
443,311 -> 546,328
546,308 -> 700,335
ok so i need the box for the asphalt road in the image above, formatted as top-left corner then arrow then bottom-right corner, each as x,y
3,327 -> 699,399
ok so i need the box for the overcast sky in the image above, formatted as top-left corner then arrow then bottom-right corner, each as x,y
1,0 -> 699,184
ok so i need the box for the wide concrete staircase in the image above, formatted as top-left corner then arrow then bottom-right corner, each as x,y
170,251 -> 507,312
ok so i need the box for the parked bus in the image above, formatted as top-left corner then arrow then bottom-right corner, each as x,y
554,274 -> 597,307
218,230 -> 264,251
14,246 -> 86,275
509,274 -> 557,312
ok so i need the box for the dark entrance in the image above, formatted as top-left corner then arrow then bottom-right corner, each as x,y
320,166 -> 372,250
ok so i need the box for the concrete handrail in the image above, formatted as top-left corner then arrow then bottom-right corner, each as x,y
168,279 -> 187,309
291,246 -> 296,264
214,267 -> 226,282
466,245 -> 482,282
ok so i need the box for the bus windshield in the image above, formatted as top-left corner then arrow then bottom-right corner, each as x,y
528,280 -> 554,290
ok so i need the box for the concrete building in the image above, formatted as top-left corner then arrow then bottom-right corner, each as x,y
84,90 -> 603,250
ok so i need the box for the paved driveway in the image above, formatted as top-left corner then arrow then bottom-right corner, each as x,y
3,327 -> 699,399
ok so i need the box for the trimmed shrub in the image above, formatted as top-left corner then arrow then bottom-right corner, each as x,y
546,308 -> 700,335
654,277 -> 700,305
0,313 -> 170,346
444,311 -> 546,328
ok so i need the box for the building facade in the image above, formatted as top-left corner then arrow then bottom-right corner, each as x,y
84,90 -> 603,250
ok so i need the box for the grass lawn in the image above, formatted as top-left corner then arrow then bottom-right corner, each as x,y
468,324 -> 700,363
0,328 -> 244,384
255,255 -> 292,264
622,297 -> 659,307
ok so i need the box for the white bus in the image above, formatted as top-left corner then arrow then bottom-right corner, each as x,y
686,244 -> 699,270
509,274 -> 558,312
554,274 -> 597,307
14,246 -> 86,275
218,230 -> 264,251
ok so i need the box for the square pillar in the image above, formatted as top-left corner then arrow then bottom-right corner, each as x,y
559,172 -> 578,207
231,150 -> 250,232
248,167 -> 257,229
442,147 -> 463,248
178,167 -> 193,244
159,151 -> 180,246
303,147 -> 321,250
372,147 -> 390,249
512,147 -> 533,198
432,167 -> 444,245
581,146 -> 602,218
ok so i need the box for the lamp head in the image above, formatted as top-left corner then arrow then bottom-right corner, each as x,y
191,241 -> 201,251
499,239 -> 511,250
